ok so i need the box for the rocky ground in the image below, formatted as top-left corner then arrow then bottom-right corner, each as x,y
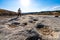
0,15 -> 60,40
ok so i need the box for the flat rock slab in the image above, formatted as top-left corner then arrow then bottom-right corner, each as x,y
0,15 -> 60,40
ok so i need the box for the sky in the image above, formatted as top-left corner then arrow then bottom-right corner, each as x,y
0,0 -> 60,13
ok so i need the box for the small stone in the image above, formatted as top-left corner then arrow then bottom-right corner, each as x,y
20,22 -> 27,26
29,20 -> 34,23
55,16 -> 59,17
23,23 -> 27,26
12,22 -> 20,25
0,26 -> 5,29
36,23 -> 45,29
26,36 -> 42,40
33,18 -> 38,21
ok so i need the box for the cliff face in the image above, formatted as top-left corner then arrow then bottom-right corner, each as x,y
0,9 -> 17,16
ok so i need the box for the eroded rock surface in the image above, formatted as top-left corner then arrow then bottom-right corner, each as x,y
0,15 -> 60,40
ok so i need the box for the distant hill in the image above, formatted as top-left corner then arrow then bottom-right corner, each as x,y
0,9 -> 60,16
0,9 -> 18,16
22,10 -> 60,15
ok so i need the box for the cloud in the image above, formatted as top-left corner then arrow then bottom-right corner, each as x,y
18,0 -> 60,12
42,6 -> 60,11
51,6 -> 60,10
